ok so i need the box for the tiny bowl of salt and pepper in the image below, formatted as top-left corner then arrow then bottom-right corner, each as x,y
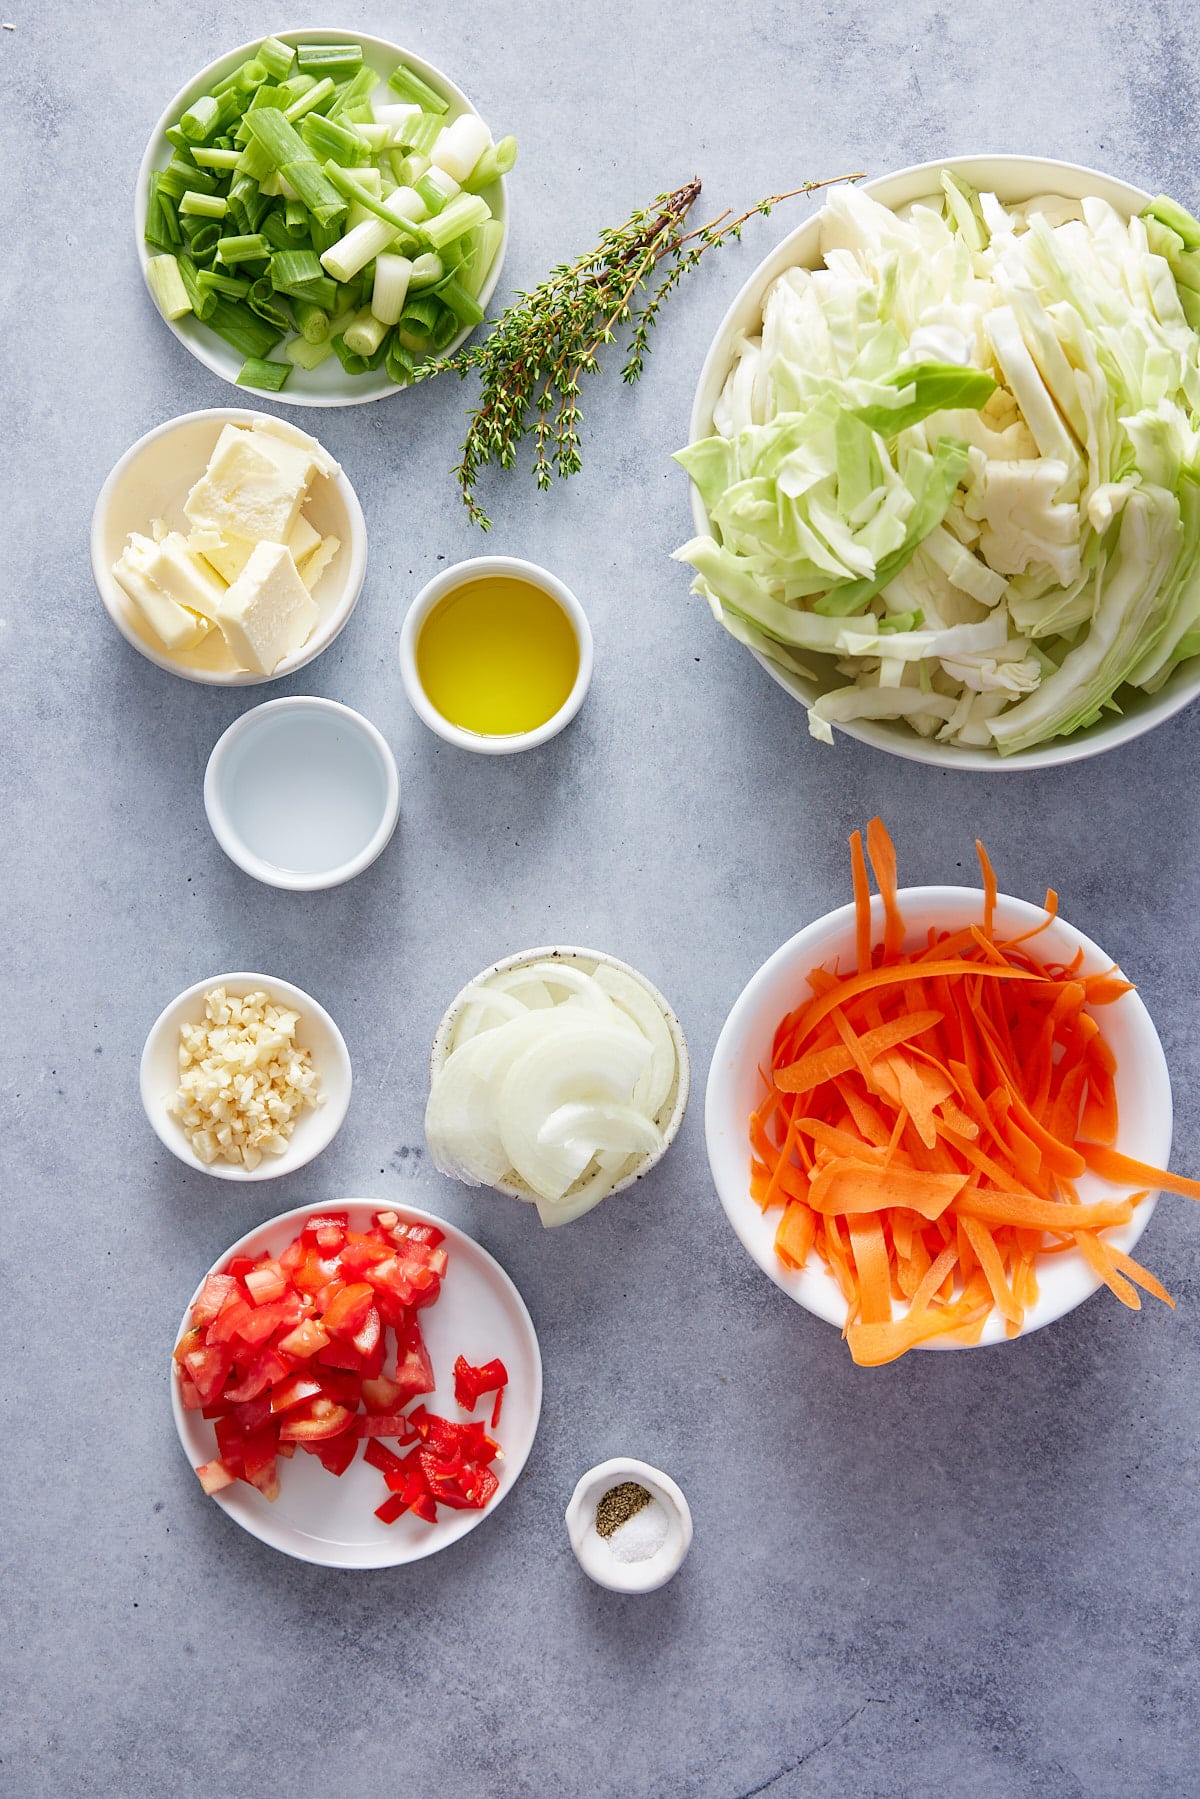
565,1457 -> 693,1594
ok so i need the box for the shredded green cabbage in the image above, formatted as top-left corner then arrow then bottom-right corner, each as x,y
674,182 -> 1200,752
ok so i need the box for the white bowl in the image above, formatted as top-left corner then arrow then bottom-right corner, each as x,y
685,154 -> 1200,770
91,408 -> 367,684
565,1457 -> 693,1595
399,556 -> 594,755
141,971 -> 352,1181
429,946 -> 690,1203
135,28 -> 509,406
204,696 -> 401,889
705,887 -> 1173,1349
171,1199 -> 543,1567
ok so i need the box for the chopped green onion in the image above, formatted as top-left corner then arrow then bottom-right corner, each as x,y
371,252 -> 413,325
297,42 -> 363,74
407,251 -> 444,290
462,134 -> 518,192
180,189 -> 227,219
292,296 -> 332,343
183,221 -> 222,259
320,214 -> 405,283
418,191 -> 490,251
190,145 -> 243,171
392,151 -> 429,187
261,209 -> 308,251
386,335 -> 418,384
270,248 -> 325,291
386,62 -> 449,113
215,232 -> 272,265
204,296 -> 283,357
235,137 -> 275,183
434,272 -> 484,328
322,163 -> 425,233
287,333 -> 336,369
179,95 -> 220,141
237,355 -> 292,391
176,252 -> 215,319
196,268 -> 251,299
145,253 -> 191,320
454,217 -> 504,299
301,111 -> 370,164
247,278 -> 293,330
257,35 -> 296,81
288,273 -> 339,312
396,292 -> 441,351
402,112 -> 443,159
284,76 -> 335,124
328,66 -> 379,122
283,197 -> 308,233
343,305 -> 390,357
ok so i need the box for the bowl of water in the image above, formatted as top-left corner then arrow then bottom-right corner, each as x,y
204,696 -> 401,889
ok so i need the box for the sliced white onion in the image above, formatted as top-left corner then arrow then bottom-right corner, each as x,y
426,956 -> 680,1222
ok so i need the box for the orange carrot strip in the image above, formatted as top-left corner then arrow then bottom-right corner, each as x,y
1074,1231 -> 1141,1310
848,1215 -> 892,1323
808,1161 -> 968,1219
954,1190 -> 1134,1231
976,838 -> 997,939
775,1009 -> 943,1094
775,1200 -> 817,1270
787,958 -> 1041,1052
1102,1242 -> 1175,1308
866,816 -> 904,962
1077,1143 -> 1200,1202
849,828 -> 872,975
961,1214 -> 1022,1324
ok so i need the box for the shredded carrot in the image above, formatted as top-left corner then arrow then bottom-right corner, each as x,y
748,819 -> 1193,1365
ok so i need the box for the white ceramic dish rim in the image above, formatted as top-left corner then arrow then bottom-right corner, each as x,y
134,27 -> 510,407
429,944 -> 691,1202
170,1198 -> 543,1567
705,886 -> 1173,1350
685,152 -> 1200,771
140,969 -> 352,1182
89,407 -> 368,687
564,1455 -> 693,1594
204,696 -> 401,890
399,556 -> 595,755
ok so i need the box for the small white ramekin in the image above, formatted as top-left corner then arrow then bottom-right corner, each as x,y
565,1457 -> 693,1594
398,555 -> 593,754
91,408 -> 368,685
204,696 -> 401,890
140,971 -> 352,1182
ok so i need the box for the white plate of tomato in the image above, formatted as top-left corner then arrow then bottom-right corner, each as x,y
171,1200 -> 542,1567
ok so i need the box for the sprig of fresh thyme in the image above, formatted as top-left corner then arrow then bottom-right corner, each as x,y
419,173 -> 864,527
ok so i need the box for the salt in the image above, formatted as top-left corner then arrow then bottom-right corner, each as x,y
605,1497 -> 669,1564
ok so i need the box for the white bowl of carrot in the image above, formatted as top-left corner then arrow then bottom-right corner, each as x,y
705,819 -> 1196,1364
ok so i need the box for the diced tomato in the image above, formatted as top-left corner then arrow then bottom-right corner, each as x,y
361,1375 -> 402,1412
223,1347 -> 289,1404
276,1317 -> 330,1360
338,1234 -> 393,1277
241,1425 -> 281,1499
388,1218 -> 445,1250
313,1433 -> 359,1477
355,1413 -> 417,1439
277,1398 -> 353,1442
229,1393 -> 274,1431
270,1373 -> 325,1414
301,1212 -> 348,1252
393,1327 -> 435,1407
351,1305 -> 382,1359
184,1344 -> 234,1406
191,1273 -> 239,1328
195,1459 -> 235,1495
321,1281 -> 375,1337
178,1376 -> 204,1412
244,1261 -> 288,1305
222,1255 -> 258,1280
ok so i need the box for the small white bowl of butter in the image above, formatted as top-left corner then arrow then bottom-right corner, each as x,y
90,408 -> 367,685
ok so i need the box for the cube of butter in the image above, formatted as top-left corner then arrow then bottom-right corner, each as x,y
184,427 -> 308,545
209,542 -> 318,675
194,512 -> 322,587
112,535 -> 212,652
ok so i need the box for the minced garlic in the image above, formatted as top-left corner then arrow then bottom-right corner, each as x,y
170,986 -> 322,1170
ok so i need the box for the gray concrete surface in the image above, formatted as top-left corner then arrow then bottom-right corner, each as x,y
3,3 -> 1200,1795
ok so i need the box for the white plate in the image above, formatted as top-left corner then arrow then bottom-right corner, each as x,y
135,28 -> 509,406
684,154 -> 1200,769
705,887 -> 1174,1350
171,1200 -> 542,1565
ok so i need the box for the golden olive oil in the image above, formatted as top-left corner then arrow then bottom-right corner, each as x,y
416,575 -> 580,736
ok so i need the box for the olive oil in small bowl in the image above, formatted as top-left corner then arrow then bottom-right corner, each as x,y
400,557 -> 593,754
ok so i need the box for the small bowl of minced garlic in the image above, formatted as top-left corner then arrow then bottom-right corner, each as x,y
91,409 -> 366,684
139,973 -> 352,1180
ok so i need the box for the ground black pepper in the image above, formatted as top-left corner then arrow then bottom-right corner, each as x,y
595,1481 -> 652,1537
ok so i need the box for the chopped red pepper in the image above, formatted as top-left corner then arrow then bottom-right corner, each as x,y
452,1354 -> 509,1412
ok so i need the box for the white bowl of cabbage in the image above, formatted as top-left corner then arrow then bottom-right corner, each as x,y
425,948 -> 690,1227
677,155 -> 1200,766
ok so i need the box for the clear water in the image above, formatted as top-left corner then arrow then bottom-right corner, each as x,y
224,709 -> 389,876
